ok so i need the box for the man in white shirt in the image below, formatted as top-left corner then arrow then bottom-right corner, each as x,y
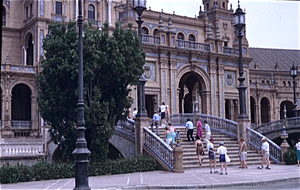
257,137 -> 271,169
160,102 -> 166,125
132,108 -> 138,119
217,141 -> 228,175
204,120 -> 211,144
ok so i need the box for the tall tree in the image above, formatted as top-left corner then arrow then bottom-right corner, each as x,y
37,21 -> 145,161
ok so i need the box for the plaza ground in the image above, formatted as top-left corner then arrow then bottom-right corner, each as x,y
1,164 -> 299,190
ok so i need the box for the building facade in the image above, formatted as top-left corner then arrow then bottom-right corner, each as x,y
1,0 -> 299,138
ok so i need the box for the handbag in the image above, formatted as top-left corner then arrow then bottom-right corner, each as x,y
225,153 -> 231,163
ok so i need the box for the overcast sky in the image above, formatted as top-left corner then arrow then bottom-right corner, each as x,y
148,0 -> 300,50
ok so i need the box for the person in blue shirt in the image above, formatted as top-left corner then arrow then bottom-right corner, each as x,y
185,118 -> 194,142
152,111 -> 161,136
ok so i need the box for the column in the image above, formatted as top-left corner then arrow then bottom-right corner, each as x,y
108,0 -> 112,26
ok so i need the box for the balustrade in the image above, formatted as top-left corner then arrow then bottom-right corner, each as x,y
176,40 -> 209,51
11,121 -> 32,128
247,128 -> 281,164
170,113 -> 238,138
116,119 -> 135,139
254,117 -> 300,134
223,47 -> 239,55
144,127 -> 173,171
0,142 -> 44,157
142,34 -> 160,45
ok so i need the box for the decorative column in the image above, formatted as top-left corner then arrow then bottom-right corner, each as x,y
133,0 -> 147,155
280,106 -> 289,164
234,1 -> 250,142
107,0 -> 112,26
173,132 -> 184,173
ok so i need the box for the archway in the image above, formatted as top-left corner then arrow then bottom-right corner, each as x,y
250,96 -> 256,124
280,101 -> 294,119
260,97 -> 270,124
11,84 -> 31,121
179,72 -> 205,114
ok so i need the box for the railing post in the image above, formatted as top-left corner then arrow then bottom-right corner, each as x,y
173,145 -> 184,173
135,117 -> 148,155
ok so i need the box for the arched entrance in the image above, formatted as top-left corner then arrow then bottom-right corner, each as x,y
260,97 -> 270,124
280,101 -> 294,119
250,96 -> 256,124
11,84 -> 31,121
179,72 -> 206,114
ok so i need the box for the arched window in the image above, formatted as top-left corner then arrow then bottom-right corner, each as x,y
88,4 -> 95,20
2,6 -> 6,26
288,81 -> 291,87
141,27 -> 149,34
177,33 -> 184,40
283,81 -> 286,87
261,97 -> 270,123
26,34 -> 34,66
188,34 -> 195,41
12,84 -> 31,121
153,29 -> 158,36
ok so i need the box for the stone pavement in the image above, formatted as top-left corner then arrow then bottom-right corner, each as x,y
1,164 -> 299,190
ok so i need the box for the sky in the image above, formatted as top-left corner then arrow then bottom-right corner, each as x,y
148,0 -> 300,50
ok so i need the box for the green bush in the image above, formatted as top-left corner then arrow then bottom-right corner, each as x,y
283,140 -> 297,165
0,156 -> 155,184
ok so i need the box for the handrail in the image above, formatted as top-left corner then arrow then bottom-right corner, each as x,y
247,127 -> 281,164
170,113 -> 238,139
254,117 -> 300,134
11,121 -> 32,128
0,140 -> 44,157
223,47 -> 239,55
116,119 -> 135,139
143,127 -> 173,171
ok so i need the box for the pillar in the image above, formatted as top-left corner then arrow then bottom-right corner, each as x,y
280,141 -> 290,164
173,146 -> 184,173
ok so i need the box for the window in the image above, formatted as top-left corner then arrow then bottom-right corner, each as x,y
206,3 -> 209,10
224,42 -> 228,47
26,7 -> 28,19
141,27 -> 149,34
88,4 -> 95,20
2,6 -> 6,26
222,2 -> 225,8
30,4 -> 32,16
188,35 -> 195,41
56,1 -> 62,15
177,33 -> 184,40
119,12 -> 124,21
153,29 -> 158,36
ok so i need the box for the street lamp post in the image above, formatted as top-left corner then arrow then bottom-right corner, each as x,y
133,0 -> 147,118
234,1 -> 247,120
291,62 -> 298,117
72,0 -> 91,189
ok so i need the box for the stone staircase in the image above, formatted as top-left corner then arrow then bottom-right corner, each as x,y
156,126 -> 263,170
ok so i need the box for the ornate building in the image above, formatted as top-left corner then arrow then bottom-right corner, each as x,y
1,0 -> 299,138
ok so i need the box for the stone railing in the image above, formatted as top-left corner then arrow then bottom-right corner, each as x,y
11,121 -> 32,128
143,127 -> 173,171
176,40 -> 209,52
254,117 -> 300,135
247,128 -> 281,164
223,47 -> 239,55
0,140 -> 44,157
142,34 -> 160,45
116,119 -> 135,139
170,113 -> 238,138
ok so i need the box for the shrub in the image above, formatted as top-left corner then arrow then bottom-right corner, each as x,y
0,156 -> 155,184
283,140 -> 297,165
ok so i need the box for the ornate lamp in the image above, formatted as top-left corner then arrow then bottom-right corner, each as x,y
280,126 -> 288,143
291,62 -> 298,117
234,1 -> 247,119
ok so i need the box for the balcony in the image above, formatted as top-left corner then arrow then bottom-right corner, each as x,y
52,14 -> 66,22
223,47 -> 239,55
11,121 -> 32,129
176,40 -> 209,52
1,64 -> 36,74
142,34 -> 160,45
86,19 -> 101,27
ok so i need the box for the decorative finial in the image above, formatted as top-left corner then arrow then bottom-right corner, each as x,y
238,0 -> 240,8
158,12 -> 164,30
168,15 -> 174,31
